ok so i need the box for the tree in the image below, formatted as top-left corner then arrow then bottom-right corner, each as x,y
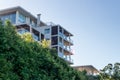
100,63 -> 120,80
41,39 -> 51,48
20,32 -> 34,42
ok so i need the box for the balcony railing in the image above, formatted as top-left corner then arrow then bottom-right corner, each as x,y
59,32 -> 73,45
64,46 -> 73,55
58,52 -> 64,58
18,29 -> 29,34
58,42 -> 64,48
64,46 -> 71,51
59,32 -> 64,38
58,53 -> 73,64
64,56 -> 73,64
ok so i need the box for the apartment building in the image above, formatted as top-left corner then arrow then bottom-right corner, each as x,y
0,6 -> 45,41
0,6 -> 73,64
36,23 -> 74,64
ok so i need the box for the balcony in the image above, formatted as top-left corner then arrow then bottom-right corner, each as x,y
63,46 -> 73,55
58,52 -> 64,58
59,32 -> 73,45
58,41 -> 64,48
64,56 -> 73,64
59,32 -> 64,38
58,52 -> 73,64
64,46 -> 70,51
18,29 -> 29,34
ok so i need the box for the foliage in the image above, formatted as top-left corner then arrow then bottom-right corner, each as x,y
87,75 -> 100,80
0,20 -> 88,80
20,32 -> 34,42
79,70 -> 100,80
100,63 -> 120,80
41,39 -> 51,48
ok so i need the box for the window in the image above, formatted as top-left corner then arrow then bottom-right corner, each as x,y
41,34 -> 44,40
51,36 -> 58,45
30,19 -> 36,27
44,28 -> 50,34
51,26 -> 58,35
18,13 -> 26,23
10,13 -> 16,24
59,27 -> 62,33
0,13 -> 16,24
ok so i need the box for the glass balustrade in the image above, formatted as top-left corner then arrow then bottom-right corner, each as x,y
59,32 -> 63,38
59,32 -> 73,44
18,29 -> 29,34
58,42 -> 63,48
63,55 -> 73,63
58,52 -> 64,58
64,46 -> 71,51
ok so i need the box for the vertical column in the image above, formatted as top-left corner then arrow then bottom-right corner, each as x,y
61,28 -> 64,58
65,55 -> 67,60
26,17 -> 30,25
68,33 -> 71,62
16,11 -> 19,24
63,29 -> 65,48
39,32 -> 41,41
69,55 -> 71,62
50,27 -> 52,48
61,48 -> 64,58
62,30 -> 67,60
58,26 -> 60,57
49,27 -> 52,48
30,26 -> 32,34
61,28 -> 64,47
69,34 -> 71,51
58,25 -> 60,43
37,14 -> 41,27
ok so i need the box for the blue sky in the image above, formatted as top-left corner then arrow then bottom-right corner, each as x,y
0,0 -> 120,69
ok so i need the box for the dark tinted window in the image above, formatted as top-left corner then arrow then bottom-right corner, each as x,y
44,28 -> 50,34
59,27 -> 62,33
51,36 -> 58,45
51,26 -> 58,35
41,34 -> 44,40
